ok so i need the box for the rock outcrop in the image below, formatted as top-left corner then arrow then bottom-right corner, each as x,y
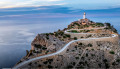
31,34 -> 52,48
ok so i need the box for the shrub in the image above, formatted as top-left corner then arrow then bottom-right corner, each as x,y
71,30 -> 79,33
58,31 -> 64,36
42,47 -> 47,50
55,33 -> 58,37
105,23 -> 111,27
112,62 -> 116,66
98,64 -> 101,68
28,63 -> 32,66
103,59 -> 107,63
45,51 -> 49,54
116,59 -> 120,62
38,64 -> 41,67
88,43 -> 93,47
65,34 -> 71,38
81,36 -> 84,38
79,43 -> 83,45
86,53 -> 88,57
87,35 -> 92,38
67,49 -> 69,51
48,65 -> 53,68
63,35 -> 66,38
34,44 -> 42,49
74,37 -> 77,40
46,36 -> 49,39
86,30 -> 90,32
91,49 -> 94,50
49,33 -> 54,35
48,59 -> 53,63
96,23 -> 104,27
75,57 -> 79,59
72,50 -> 75,52
43,61 -> 48,64
75,46 -> 77,49
109,51 -> 115,54
73,62 -> 76,65
105,63 -> 110,68
67,65 -> 73,68
74,22 -> 80,26
45,33 -> 49,36
91,54 -> 95,56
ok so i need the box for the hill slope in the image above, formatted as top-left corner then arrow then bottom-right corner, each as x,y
14,19 -> 120,69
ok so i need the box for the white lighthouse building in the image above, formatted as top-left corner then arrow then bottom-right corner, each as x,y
83,12 -> 86,19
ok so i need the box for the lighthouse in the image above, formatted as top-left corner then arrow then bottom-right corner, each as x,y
83,12 -> 86,19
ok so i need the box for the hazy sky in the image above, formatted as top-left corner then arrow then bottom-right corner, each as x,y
0,0 -> 120,9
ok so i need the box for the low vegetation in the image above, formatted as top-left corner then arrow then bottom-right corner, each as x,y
109,51 -> 115,54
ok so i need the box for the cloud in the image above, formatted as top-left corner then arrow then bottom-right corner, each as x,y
60,0 -> 120,10
0,0 -> 120,10
0,15 -> 23,18
18,30 -> 35,36
0,0 -> 64,8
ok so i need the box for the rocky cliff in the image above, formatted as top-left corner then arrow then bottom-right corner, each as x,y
15,19 -> 120,69
31,34 -> 52,48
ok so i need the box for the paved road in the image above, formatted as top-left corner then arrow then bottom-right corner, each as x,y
70,27 -> 105,30
13,28 -> 117,68
64,27 -> 105,34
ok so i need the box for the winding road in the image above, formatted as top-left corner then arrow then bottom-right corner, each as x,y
13,27 -> 117,68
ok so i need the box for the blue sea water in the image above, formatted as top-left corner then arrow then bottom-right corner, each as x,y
0,7 -> 120,69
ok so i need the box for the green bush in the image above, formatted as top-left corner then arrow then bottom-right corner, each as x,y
86,53 -> 88,57
96,23 -> 104,27
42,47 -> 47,50
91,49 -> 94,50
116,59 -> 120,62
103,59 -> 107,63
109,51 -> 115,54
58,31 -> 64,36
49,33 -> 54,35
65,34 -> 71,38
34,44 -> 42,49
71,30 -> 79,33
88,43 -> 93,47
48,65 -> 53,68
45,33 -> 49,36
43,61 -> 48,64
74,37 -> 77,40
81,36 -> 84,38
46,36 -> 49,39
67,65 -> 73,68
75,57 -> 79,59
63,35 -> 66,38
73,23 -> 80,26
79,43 -> 83,45
54,32 -> 58,37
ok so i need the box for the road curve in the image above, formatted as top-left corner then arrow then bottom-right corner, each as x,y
64,27 -> 106,34
13,29 -> 117,68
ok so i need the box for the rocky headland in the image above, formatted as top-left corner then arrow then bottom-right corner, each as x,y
14,13 -> 120,69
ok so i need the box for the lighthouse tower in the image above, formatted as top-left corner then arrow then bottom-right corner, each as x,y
83,12 -> 86,19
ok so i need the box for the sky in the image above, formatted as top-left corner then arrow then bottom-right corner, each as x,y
0,0 -> 119,18
0,0 -> 120,9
